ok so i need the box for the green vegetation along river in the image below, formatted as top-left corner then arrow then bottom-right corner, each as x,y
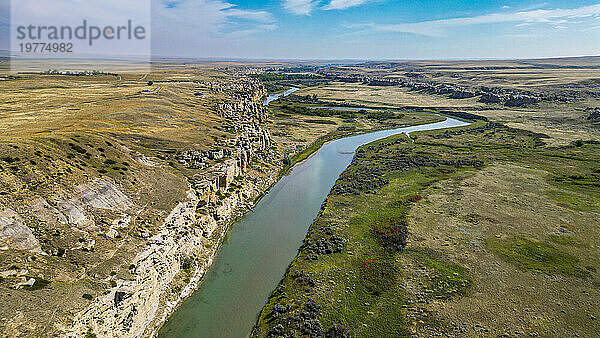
158,116 -> 469,338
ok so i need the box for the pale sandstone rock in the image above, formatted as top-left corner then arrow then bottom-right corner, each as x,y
0,208 -> 43,253
76,178 -> 131,211
30,197 -> 68,224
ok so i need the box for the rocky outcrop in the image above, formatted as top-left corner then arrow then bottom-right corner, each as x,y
322,72 -> 550,107
0,208 -> 43,253
503,94 -> 542,107
65,81 -> 279,338
67,162 -> 278,337
39,178 -> 131,235
68,189 -> 205,338
175,123 -> 272,173
75,178 -> 132,211
218,99 -> 269,123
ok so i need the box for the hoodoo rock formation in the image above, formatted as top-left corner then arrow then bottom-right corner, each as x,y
67,77 -> 279,338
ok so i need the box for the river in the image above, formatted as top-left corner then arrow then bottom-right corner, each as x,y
159,114 -> 469,337
263,87 -> 300,106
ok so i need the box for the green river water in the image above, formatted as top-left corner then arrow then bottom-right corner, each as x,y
159,115 -> 469,337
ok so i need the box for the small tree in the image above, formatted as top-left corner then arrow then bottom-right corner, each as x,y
147,81 -> 153,86
282,153 -> 292,166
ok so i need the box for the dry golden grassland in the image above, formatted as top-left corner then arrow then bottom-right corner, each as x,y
254,58 -> 600,337
0,63 -> 302,336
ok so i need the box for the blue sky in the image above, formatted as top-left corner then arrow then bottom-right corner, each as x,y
150,0 -> 600,59
3,0 -> 600,60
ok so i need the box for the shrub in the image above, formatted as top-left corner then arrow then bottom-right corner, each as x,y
1,156 -> 19,163
271,304 -> 288,319
359,260 -> 397,295
407,194 -> 423,203
181,256 -> 195,270
82,293 -> 94,300
84,328 -> 97,338
325,324 -> 351,338
68,143 -> 87,154
282,155 -> 292,166
370,216 -> 409,251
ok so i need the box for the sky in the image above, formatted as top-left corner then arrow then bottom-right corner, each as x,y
2,0 -> 600,60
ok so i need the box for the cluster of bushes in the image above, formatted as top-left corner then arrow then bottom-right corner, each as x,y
264,83 -> 287,93
279,103 -> 354,119
252,73 -> 329,90
292,269 -> 316,288
1,156 -> 20,163
278,101 -> 402,122
304,119 -> 337,125
371,155 -> 484,172
68,142 -> 87,154
325,325 -> 351,338
285,94 -> 319,104
553,174 -> 600,188
267,299 -> 323,337
331,165 -> 389,195
365,110 -> 402,121
180,256 -> 195,270
303,235 -> 346,260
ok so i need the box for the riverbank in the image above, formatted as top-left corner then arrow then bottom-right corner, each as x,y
279,113 -> 447,175
253,121 -> 600,337
158,116 -> 468,337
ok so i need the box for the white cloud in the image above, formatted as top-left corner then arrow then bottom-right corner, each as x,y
283,0 -> 320,15
225,24 -> 277,38
152,0 -> 276,56
284,0 -> 372,15
324,0 -> 370,10
153,0 -> 274,39
370,4 -> 600,37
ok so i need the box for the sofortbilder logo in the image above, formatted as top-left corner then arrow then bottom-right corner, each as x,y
10,0 -> 151,72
